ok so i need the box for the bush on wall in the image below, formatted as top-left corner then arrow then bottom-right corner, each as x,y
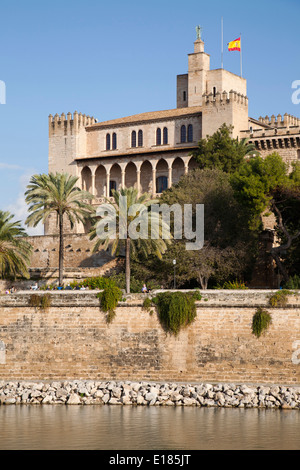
145,291 -> 201,336
252,307 -> 272,338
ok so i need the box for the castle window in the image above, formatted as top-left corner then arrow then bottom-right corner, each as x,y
106,133 -> 111,150
163,127 -> 168,145
156,128 -> 161,146
180,125 -> 186,143
138,130 -> 143,147
131,131 -> 136,148
213,87 -> 217,98
156,176 -> 168,194
187,124 -> 193,142
183,91 -> 186,102
112,133 -> 117,150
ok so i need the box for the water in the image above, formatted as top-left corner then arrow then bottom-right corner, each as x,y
0,406 -> 300,451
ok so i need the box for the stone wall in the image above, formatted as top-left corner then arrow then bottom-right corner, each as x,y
0,290 -> 299,385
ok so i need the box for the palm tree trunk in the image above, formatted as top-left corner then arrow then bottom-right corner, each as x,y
59,211 -> 64,287
125,238 -> 131,294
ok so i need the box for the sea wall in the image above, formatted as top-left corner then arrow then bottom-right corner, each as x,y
0,290 -> 300,386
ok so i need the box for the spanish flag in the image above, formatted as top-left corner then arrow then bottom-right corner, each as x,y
228,37 -> 241,52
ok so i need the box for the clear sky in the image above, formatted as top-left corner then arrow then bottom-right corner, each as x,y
0,0 -> 299,234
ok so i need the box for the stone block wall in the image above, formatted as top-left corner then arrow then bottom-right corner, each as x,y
0,290 -> 299,385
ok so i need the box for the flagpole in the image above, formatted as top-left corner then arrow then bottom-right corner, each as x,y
240,34 -> 243,77
221,17 -> 224,69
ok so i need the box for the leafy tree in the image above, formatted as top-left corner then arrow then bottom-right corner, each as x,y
135,168 -> 257,289
231,154 -> 300,282
89,187 -> 171,293
0,211 -> 32,279
25,173 -> 94,286
192,124 -> 258,174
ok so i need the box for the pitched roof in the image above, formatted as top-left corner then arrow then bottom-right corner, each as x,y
87,107 -> 202,130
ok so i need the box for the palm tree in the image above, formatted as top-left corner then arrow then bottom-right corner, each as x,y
89,187 -> 172,293
25,173 -> 94,286
234,137 -> 259,158
0,210 -> 32,279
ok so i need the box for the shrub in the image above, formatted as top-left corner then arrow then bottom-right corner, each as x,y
28,293 -> 52,311
284,275 -> 300,290
214,280 -> 248,290
70,276 -> 116,290
252,308 -> 272,338
269,289 -> 291,308
151,291 -> 198,336
97,285 -> 123,323
28,294 -> 41,308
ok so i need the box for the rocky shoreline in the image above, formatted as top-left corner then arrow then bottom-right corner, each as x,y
1,380 -> 300,409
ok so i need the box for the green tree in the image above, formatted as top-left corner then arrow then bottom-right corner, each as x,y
0,210 -> 32,279
137,168 -> 257,289
25,173 -> 94,286
89,187 -> 171,293
192,124 -> 258,174
230,154 -> 300,282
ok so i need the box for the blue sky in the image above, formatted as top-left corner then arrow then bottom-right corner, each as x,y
0,0 -> 299,234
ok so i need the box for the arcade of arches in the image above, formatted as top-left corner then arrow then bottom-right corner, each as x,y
80,155 -> 198,201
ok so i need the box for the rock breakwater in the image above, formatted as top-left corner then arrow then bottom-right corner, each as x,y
1,381 -> 300,409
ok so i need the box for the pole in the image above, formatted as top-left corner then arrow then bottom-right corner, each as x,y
221,17 -> 224,69
240,35 -> 243,77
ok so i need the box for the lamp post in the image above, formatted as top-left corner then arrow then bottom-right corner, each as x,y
173,259 -> 176,290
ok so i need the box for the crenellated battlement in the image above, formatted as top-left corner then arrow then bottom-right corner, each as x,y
257,113 -> 300,128
202,90 -> 248,106
49,111 -> 96,135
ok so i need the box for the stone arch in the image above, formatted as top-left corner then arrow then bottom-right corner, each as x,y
172,157 -> 185,185
188,156 -> 198,172
110,163 -> 122,195
156,158 -> 168,193
125,161 -> 137,189
140,160 -> 153,194
95,165 -> 106,197
81,166 -> 92,192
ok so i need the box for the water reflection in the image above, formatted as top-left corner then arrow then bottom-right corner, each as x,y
0,406 -> 299,450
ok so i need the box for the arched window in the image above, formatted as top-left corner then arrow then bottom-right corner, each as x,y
156,128 -> 161,146
106,133 -> 111,150
163,127 -> 168,145
180,125 -> 186,143
110,180 -> 117,197
187,124 -> 193,142
112,133 -> 117,150
156,176 -> 168,194
138,130 -> 143,147
131,131 -> 136,148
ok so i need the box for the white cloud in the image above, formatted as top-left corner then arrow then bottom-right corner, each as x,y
7,170 -> 44,236
0,162 -> 24,171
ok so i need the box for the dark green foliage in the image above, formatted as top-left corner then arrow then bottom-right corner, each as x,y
70,276 -> 116,290
252,308 -> 272,338
284,275 -> 300,290
214,280 -> 248,290
97,285 -> 123,323
152,291 -> 198,336
28,294 -> 40,308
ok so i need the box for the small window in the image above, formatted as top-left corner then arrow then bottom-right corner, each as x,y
112,132 -> 117,150
156,176 -> 168,194
131,131 -> 136,148
163,127 -> 168,145
181,125 -> 186,143
187,124 -> 193,143
213,87 -> 217,98
138,130 -> 143,147
183,91 -> 186,102
156,128 -> 161,146
106,133 -> 111,150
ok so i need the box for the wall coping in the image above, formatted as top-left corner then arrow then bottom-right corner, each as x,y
1,289 -> 299,309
